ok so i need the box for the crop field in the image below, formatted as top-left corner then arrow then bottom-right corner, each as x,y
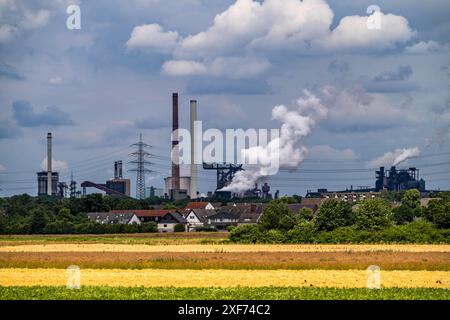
0,234 -> 449,300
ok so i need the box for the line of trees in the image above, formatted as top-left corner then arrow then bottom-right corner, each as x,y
230,190 -> 450,244
0,193 -> 182,234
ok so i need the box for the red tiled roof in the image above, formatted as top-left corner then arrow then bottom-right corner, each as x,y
110,210 -> 175,217
184,202 -> 212,210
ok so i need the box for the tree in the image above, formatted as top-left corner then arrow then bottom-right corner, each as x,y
229,224 -> 263,243
393,205 -> 414,225
259,199 -> 298,231
355,198 -> 392,231
299,207 -> 314,221
402,189 -> 421,210
30,208 -> 47,234
426,199 -> 450,229
313,199 -> 353,231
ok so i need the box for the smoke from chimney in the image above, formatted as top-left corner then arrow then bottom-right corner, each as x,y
222,89 -> 328,193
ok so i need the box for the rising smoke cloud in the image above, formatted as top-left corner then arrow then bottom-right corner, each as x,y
221,89 -> 328,193
368,146 -> 421,168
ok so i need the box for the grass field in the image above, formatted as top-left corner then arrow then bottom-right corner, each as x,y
1,286 -> 449,300
0,234 -> 449,300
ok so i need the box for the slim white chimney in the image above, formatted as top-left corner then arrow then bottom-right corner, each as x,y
47,132 -> 52,196
190,100 -> 197,199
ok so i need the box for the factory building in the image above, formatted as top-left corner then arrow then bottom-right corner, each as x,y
105,161 -> 131,196
37,171 -> 59,196
164,176 -> 190,199
37,132 -> 59,196
375,166 -> 425,192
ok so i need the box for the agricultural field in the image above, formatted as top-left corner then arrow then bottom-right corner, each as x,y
0,233 -> 449,300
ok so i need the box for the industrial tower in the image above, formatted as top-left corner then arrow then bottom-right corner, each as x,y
129,133 -> 153,199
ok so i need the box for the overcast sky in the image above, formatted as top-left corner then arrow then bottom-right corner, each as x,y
1,0 -> 449,197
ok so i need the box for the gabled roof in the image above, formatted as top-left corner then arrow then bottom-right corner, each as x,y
185,208 -> 218,222
159,212 -> 187,224
184,201 -> 214,210
110,209 -> 176,218
208,211 -> 240,220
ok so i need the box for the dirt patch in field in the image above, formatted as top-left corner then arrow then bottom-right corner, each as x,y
0,251 -> 448,270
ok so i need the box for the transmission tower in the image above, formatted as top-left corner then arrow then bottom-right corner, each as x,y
129,133 -> 153,199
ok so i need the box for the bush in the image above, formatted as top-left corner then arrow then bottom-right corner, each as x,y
355,198 -> 392,231
263,229 -> 287,243
174,223 -> 186,232
313,199 -> 353,231
287,221 -> 316,243
425,199 -> 450,229
229,224 -> 263,243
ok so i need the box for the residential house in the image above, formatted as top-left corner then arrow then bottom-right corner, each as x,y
184,201 -> 216,210
158,212 -> 187,232
207,210 -> 240,230
183,208 -> 217,231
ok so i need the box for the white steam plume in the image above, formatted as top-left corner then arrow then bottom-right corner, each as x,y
369,146 -> 421,168
221,89 -> 328,193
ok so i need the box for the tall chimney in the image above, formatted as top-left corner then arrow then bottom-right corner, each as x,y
190,100 -> 197,199
47,132 -> 52,196
171,93 -> 180,190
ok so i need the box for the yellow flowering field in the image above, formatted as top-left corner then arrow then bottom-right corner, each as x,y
1,243 -> 449,253
0,268 -> 448,288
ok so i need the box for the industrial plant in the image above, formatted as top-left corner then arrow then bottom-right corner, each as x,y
34,92 -> 432,202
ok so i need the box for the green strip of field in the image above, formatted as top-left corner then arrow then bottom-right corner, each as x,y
1,286 -> 449,300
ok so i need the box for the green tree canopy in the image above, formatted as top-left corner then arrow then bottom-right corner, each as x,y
313,199 -> 353,231
355,198 -> 392,231
259,199 -> 298,231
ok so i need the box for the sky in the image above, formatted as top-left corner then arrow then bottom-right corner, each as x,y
0,0 -> 449,198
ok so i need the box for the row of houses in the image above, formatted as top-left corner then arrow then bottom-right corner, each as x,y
87,200 -> 323,232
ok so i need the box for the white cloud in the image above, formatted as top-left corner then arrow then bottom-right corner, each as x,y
40,157 -> 68,172
48,77 -> 63,85
321,12 -> 414,51
404,41 -> 445,54
127,0 -> 415,78
126,24 -> 179,52
162,60 -> 207,76
162,56 -> 269,78
309,145 -> 359,160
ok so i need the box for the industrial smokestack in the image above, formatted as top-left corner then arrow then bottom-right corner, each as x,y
190,100 -> 198,199
171,92 -> 180,190
47,132 -> 52,196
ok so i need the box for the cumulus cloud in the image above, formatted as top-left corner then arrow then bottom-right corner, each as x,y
368,147 -> 421,168
405,41 -> 443,54
320,12 -> 414,51
127,0 -> 415,78
162,56 -> 270,78
40,157 -> 68,172
12,100 -> 74,127
0,3 -> 50,43
308,145 -> 359,160
328,59 -> 350,75
0,120 -> 23,139
126,24 -> 179,52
